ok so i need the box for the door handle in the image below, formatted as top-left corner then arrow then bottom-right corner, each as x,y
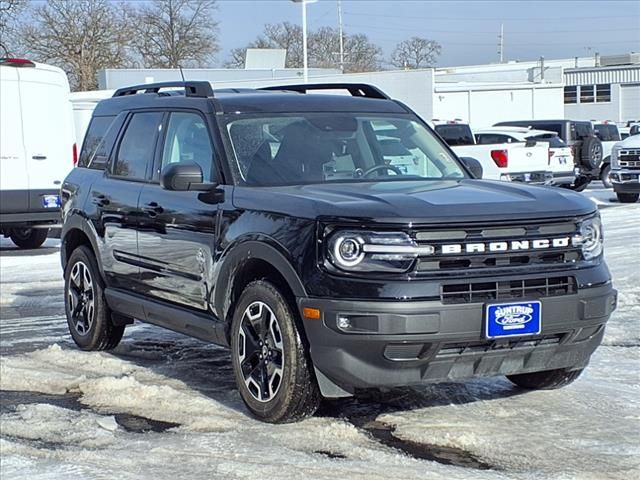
32,155 -> 47,160
142,201 -> 164,217
92,194 -> 110,207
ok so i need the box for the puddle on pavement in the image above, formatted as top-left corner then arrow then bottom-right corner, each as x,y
0,390 -> 179,433
355,418 -> 493,470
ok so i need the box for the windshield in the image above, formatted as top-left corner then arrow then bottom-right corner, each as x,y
223,113 -> 466,186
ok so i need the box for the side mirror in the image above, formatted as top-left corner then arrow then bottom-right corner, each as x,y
161,162 -> 210,191
460,157 -> 483,179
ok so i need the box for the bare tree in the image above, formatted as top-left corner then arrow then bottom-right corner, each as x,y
0,0 -> 26,56
391,37 -> 441,69
133,0 -> 219,68
342,33 -> 382,72
227,22 -> 381,73
20,0 -> 134,90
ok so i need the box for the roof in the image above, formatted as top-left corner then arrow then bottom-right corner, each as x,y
92,84 -> 408,117
213,91 -> 406,114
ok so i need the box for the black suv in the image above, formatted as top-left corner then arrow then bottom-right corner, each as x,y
494,119 -> 603,191
61,82 -> 617,423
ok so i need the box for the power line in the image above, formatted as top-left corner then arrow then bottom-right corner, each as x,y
341,21 -> 640,35
342,11 -> 637,21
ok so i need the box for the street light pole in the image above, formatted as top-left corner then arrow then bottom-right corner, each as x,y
302,0 -> 309,82
291,0 -> 316,83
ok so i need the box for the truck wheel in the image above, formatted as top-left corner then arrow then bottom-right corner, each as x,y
600,163 -> 612,188
617,192 -> 639,203
64,246 -> 124,351
231,280 -> 321,423
580,137 -> 603,169
9,228 -> 49,249
507,368 -> 583,390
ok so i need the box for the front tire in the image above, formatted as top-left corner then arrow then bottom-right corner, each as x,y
64,246 -> 124,351
507,368 -> 584,390
10,227 -> 48,249
231,280 -> 320,423
617,192 -> 639,203
600,163 -> 612,188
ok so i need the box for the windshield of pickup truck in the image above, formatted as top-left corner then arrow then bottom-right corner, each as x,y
224,114 -> 466,186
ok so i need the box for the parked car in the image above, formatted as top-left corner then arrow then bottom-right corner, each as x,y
434,123 -> 552,184
475,127 -> 576,187
61,81 -> 616,423
69,90 -> 114,155
0,58 -> 76,248
593,122 -> 622,188
494,120 -> 603,191
609,133 -> 640,203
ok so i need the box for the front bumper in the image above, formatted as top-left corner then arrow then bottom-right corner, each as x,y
611,169 -> 640,193
299,282 -> 616,395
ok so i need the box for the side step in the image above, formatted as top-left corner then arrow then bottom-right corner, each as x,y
104,288 -> 228,347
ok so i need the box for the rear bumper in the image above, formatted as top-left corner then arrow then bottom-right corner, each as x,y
0,189 -> 61,226
500,171 -> 553,185
549,170 -> 576,186
299,282 -> 616,395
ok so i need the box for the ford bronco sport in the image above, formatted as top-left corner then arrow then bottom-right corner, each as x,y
61,82 -> 617,423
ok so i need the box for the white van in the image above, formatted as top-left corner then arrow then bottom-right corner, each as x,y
0,58 -> 76,248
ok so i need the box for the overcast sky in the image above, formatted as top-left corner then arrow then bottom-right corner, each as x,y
217,0 -> 640,67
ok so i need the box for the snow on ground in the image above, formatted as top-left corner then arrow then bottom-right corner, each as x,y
1,185 -> 638,480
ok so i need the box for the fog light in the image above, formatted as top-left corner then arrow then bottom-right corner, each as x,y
337,316 -> 351,330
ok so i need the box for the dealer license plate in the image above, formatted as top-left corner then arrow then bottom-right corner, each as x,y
485,301 -> 541,339
42,195 -> 60,208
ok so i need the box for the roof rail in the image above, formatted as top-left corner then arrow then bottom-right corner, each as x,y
259,83 -> 390,100
113,81 -> 213,98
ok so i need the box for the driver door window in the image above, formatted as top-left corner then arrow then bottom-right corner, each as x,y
160,112 -> 215,182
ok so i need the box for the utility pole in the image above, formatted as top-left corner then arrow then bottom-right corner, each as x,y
498,23 -> 504,63
338,0 -> 345,72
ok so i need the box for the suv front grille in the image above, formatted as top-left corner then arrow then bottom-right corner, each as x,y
414,220 -> 581,274
619,149 -> 640,170
440,276 -> 576,304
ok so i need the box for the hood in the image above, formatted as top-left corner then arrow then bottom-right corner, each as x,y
232,179 -> 596,224
615,135 -> 640,149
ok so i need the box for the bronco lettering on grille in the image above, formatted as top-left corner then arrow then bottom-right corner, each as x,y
440,237 -> 571,254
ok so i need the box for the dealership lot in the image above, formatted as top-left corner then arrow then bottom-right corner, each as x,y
1,184 -> 638,480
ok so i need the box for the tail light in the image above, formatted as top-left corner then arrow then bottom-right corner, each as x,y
0,58 -> 36,67
491,149 -> 508,168
72,143 -> 78,166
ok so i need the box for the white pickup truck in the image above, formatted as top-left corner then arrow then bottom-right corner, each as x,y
434,123 -> 552,184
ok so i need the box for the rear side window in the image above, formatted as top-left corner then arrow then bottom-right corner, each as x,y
113,112 -> 163,179
78,116 -> 114,168
434,125 -> 475,145
476,133 -> 515,144
526,134 -> 566,148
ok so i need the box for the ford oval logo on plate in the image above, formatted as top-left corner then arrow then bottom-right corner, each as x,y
486,301 -> 541,338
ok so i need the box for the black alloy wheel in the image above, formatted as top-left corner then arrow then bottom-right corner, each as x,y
237,300 -> 285,402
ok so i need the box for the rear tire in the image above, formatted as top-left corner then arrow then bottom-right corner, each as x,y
64,246 -> 124,351
507,368 -> 584,390
9,228 -> 48,249
231,280 -> 321,423
600,163 -> 612,189
617,192 -> 639,203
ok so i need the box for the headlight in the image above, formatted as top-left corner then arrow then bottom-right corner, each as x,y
572,215 -> 603,260
327,231 -> 433,273
611,146 -> 620,168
